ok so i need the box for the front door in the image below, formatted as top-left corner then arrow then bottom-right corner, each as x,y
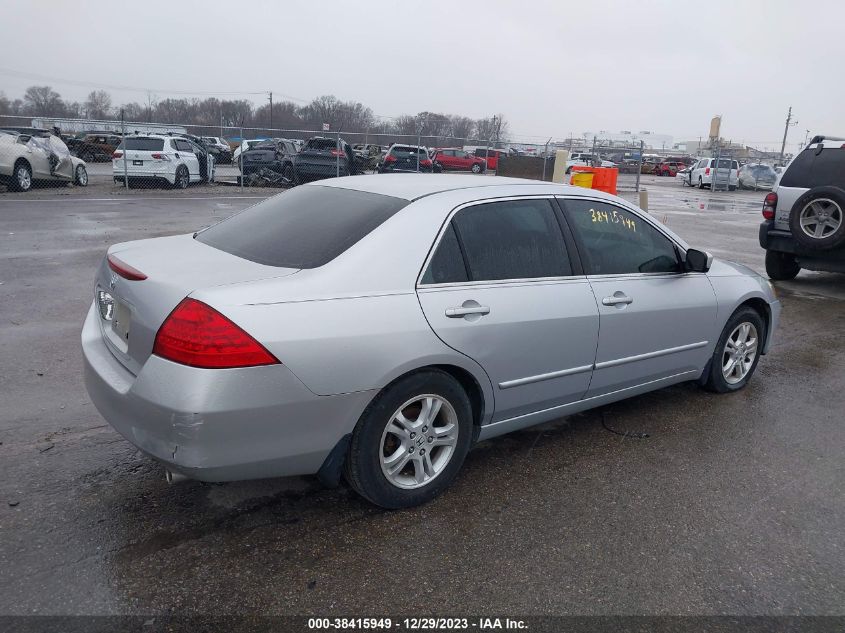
560,197 -> 717,397
416,197 -> 599,422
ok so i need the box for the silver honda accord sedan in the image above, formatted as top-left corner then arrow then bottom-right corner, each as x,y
82,175 -> 781,508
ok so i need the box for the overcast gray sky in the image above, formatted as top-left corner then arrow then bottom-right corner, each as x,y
1,0 -> 842,150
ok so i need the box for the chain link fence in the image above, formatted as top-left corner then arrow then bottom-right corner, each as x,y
0,113 -> 711,197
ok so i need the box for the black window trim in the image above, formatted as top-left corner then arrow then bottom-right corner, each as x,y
416,195 -> 585,288
555,195 -> 692,280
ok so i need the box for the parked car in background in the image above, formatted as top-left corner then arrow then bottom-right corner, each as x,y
240,138 -> 298,177
759,135 -> 845,280
168,134 -> 215,183
352,144 -> 384,171
291,136 -> 356,182
233,139 -> 269,167
113,134 -> 211,189
378,144 -> 433,173
73,133 -> 123,163
82,175 -> 780,508
738,164 -> 777,191
690,157 -> 739,190
0,128 -> 88,191
201,137 -> 233,164
565,152 -> 615,173
473,148 -> 509,171
432,148 -> 486,173
676,164 -> 694,186
655,161 -> 686,177
65,134 -> 113,162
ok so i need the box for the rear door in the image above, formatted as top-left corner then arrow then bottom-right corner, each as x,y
417,197 -> 599,422
560,197 -> 716,396
174,139 -> 200,179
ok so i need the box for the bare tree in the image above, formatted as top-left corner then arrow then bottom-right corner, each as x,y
449,115 -> 475,142
23,86 -> 65,116
0,92 -> 9,116
85,90 -> 112,119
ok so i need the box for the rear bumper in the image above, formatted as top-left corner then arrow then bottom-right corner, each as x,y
113,162 -> 176,184
294,162 -> 350,179
759,221 -> 845,271
81,303 -> 375,481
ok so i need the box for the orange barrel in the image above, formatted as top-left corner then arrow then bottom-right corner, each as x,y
570,172 -> 594,188
570,166 -> 618,195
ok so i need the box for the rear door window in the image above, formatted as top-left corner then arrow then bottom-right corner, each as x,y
196,185 -> 408,268
421,224 -> 468,284
450,199 -> 572,281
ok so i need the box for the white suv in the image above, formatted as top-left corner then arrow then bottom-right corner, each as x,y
689,157 -> 739,190
113,135 -> 205,188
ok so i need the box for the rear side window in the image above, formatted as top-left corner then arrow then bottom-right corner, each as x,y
780,149 -> 815,187
119,138 -> 164,151
196,185 -> 408,268
804,148 -> 845,188
452,199 -> 571,281
421,224 -> 468,284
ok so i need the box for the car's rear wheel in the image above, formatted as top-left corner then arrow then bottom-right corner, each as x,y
471,163 -> 482,174
74,164 -> 88,187
698,177 -> 705,189
702,307 -> 765,393
344,370 -> 473,509
11,161 -> 32,192
174,166 -> 189,189
789,187 -> 845,250
765,250 -> 800,280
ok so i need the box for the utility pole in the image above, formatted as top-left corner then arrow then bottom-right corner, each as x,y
268,91 -> 273,132
779,106 -> 793,163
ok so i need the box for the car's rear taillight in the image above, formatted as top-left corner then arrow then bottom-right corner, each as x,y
705,167 -> 711,175
762,192 -> 778,220
153,298 -> 279,369
107,254 -> 147,281
420,159 -> 432,167
384,155 -> 396,163
331,149 -> 344,157
113,151 -> 123,159
150,153 -> 167,160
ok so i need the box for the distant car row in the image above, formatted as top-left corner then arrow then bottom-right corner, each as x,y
674,160 -> 778,191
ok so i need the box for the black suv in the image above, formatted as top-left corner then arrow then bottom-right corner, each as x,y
759,135 -> 845,279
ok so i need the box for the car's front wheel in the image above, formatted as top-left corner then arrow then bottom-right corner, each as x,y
471,163 -> 482,173
702,306 -> 765,393
344,370 -> 473,509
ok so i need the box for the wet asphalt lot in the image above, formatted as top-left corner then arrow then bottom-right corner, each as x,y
1,176 -> 844,616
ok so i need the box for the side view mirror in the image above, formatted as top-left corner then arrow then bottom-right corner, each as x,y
685,248 -> 713,273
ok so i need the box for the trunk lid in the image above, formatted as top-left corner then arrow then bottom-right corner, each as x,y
95,233 -> 298,375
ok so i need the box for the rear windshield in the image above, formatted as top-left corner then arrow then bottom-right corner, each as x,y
391,146 -> 426,156
118,138 -> 164,151
712,159 -> 738,169
196,185 -> 408,268
307,139 -> 340,151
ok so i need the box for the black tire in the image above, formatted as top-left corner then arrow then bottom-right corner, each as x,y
702,306 -> 765,393
344,370 -> 473,509
471,163 -> 482,174
74,165 -> 88,187
788,186 -> 845,251
11,161 -> 32,192
698,177 -> 705,189
765,250 -> 800,280
729,185 -> 737,191
173,166 -> 189,189
81,151 -> 95,163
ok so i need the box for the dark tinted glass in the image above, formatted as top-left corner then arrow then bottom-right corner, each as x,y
120,138 -> 164,151
452,199 -> 571,281
780,149 -> 815,187
392,146 -> 426,156
307,139 -> 338,151
421,224 -> 468,284
565,200 -> 680,275
197,185 -> 408,268
806,148 -> 845,188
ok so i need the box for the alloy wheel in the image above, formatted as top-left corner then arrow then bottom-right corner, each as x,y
722,322 -> 758,385
799,198 -> 842,239
379,394 -> 459,490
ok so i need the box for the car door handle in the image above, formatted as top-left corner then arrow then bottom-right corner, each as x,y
445,305 -> 490,318
602,294 -> 633,306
